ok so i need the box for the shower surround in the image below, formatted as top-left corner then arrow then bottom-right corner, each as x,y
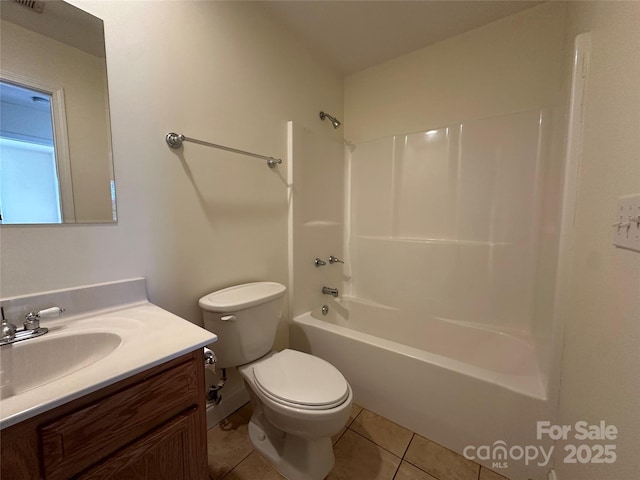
289,107 -> 565,480
345,108 -> 562,391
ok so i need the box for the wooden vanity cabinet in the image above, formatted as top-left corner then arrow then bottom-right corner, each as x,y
1,349 -> 208,480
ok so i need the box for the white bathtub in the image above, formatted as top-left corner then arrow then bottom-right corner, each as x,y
290,298 -> 554,480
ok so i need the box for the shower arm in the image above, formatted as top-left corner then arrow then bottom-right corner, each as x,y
319,111 -> 341,128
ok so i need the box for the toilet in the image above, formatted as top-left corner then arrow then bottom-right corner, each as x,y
199,282 -> 353,480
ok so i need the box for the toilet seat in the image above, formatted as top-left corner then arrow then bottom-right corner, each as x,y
252,349 -> 350,411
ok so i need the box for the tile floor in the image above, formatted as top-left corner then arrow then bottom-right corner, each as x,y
206,402 -> 510,480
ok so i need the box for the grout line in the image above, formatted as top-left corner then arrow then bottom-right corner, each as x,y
219,450 -> 254,480
401,433 -> 415,460
391,460 -> 402,480
402,457 -> 442,480
332,427 -> 348,446
347,426 -> 403,460
348,406 -> 364,427
392,435 -> 415,480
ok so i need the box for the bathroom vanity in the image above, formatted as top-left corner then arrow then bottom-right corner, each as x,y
1,350 -> 206,479
0,279 -> 216,480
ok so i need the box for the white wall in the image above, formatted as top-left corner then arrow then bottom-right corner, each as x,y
344,2 -> 566,144
289,122 -> 345,318
0,0 -> 343,349
555,3 -> 640,479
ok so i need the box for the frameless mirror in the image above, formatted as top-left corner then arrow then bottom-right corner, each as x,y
0,0 -> 116,224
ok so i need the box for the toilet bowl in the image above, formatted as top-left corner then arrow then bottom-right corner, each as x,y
199,282 -> 353,480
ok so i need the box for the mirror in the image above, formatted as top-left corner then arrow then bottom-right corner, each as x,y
0,0 -> 116,224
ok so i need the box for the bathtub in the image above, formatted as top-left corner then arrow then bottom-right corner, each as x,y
290,298 -> 554,480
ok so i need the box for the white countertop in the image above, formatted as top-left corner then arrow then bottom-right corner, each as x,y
0,279 -> 217,430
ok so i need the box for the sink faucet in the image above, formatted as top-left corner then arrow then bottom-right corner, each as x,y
1,307 -> 17,343
0,306 -> 64,346
322,286 -> 339,297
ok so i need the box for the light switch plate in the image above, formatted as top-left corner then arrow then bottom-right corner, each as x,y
613,194 -> 640,252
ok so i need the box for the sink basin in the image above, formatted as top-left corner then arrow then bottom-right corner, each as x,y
0,332 -> 121,399
0,280 -> 217,431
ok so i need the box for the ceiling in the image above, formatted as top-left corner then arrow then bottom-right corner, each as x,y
0,0 -> 105,57
260,1 -> 544,75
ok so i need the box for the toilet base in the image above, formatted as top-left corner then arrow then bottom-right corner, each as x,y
248,416 -> 335,480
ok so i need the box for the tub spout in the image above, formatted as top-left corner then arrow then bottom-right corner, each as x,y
322,286 -> 339,297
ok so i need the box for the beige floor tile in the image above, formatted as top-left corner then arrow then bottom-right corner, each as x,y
328,429 -> 401,480
479,466 -> 510,480
207,412 -> 253,480
404,434 -> 479,480
394,461 -> 439,480
349,408 -> 413,457
332,402 -> 363,444
332,426 -> 348,445
223,452 -> 284,480
348,402 -> 364,426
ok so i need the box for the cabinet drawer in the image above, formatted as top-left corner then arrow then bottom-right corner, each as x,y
40,358 -> 199,480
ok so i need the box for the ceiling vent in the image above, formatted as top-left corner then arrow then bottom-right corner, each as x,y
13,0 -> 45,13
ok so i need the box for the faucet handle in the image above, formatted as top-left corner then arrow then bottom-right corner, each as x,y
34,306 -> 65,318
24,306 -> 65,330
23,314 -> 40,331
328,255 -> 344,264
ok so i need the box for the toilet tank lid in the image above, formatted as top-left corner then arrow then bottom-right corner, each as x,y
199,282 -> 286,312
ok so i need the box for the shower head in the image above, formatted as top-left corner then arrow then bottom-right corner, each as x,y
319,111 -> 341,129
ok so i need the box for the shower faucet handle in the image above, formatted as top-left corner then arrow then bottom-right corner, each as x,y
328,256 -> 344,264
314,258 -> 327,267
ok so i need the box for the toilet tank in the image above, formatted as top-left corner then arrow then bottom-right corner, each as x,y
199,282 -> 286,368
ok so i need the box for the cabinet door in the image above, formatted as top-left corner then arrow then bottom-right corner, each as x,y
77,407 -> 204,480
41,359 -> 200,479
